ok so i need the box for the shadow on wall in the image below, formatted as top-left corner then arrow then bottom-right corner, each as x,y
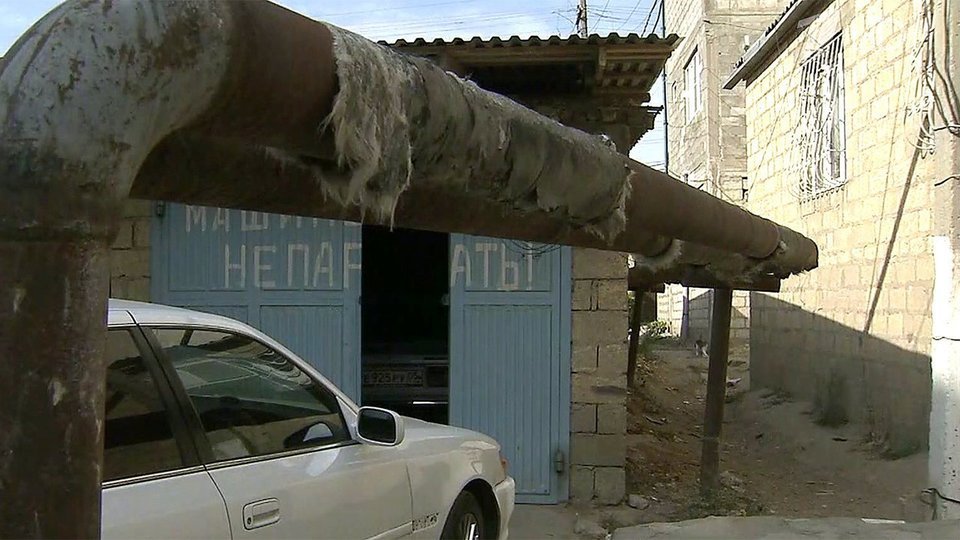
749,293 -> 931,458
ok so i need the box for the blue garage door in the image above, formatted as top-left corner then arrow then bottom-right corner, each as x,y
449,236 -> 571,503
151,204 -> 362,400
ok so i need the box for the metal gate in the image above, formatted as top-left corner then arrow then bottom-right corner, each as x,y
150,204 -> 362,399
449,235 -> 571,503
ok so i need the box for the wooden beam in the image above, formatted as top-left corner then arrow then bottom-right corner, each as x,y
699,288 -> 733,498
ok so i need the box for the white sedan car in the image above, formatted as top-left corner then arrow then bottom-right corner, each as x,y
102,300 -> 515,539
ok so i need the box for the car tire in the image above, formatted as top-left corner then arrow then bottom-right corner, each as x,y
440,491 -> 485,540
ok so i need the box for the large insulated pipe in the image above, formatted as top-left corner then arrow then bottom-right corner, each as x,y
0,1 -> 816,537
159,0 -> 813,264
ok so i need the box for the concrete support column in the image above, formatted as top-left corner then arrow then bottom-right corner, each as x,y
929,0 -> 960,520
930,236 -> 960,519
570,248 -> 629,504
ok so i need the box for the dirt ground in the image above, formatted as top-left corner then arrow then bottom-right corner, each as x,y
622,339 -> 931,525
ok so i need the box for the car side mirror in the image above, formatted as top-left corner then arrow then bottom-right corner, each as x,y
356,407 -> 405,446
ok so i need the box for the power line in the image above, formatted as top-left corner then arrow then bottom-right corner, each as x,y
316,0 -> 485,18
613,0 -> 645,32
637,0 -> 659,35
350,8 -> 568,32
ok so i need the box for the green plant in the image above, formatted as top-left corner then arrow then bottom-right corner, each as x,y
642,320 -> 671,339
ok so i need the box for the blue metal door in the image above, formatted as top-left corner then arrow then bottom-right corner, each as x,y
449,236 -> 571,503
151,205 -> 362,399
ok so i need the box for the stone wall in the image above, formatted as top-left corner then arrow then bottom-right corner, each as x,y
742,0 -> 943,453
109,199 -> 153,302
570,248 -> 630,504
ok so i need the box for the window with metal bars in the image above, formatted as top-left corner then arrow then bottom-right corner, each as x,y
797,33 -> 846,199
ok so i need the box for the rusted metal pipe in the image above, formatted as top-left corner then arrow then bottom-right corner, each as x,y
0,240 -> 111,538
625,167 -> 780,258
151,0 -> 815,265
132,135 -> 814,278
0,2 -> 818,537
132,134 -> 677,256
1,1 -> 234,537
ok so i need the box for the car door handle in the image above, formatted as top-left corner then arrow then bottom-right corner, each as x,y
242,498 -> 280,530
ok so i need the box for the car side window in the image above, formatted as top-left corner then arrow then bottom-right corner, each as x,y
104,330 -> 185,482
151,328 -> 350,461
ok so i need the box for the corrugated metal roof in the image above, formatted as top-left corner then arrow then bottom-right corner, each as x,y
379,32 -> 680,49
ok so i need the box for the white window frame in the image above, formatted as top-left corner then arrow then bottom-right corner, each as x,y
684,48 -> 703,121
798,33 -> 846,199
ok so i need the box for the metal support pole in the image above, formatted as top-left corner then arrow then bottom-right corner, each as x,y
627,290 -> 645,389
699,287 -> 733,498
0,239 -> 111,538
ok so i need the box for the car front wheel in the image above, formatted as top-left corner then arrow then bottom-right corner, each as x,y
440,491 -> 485,540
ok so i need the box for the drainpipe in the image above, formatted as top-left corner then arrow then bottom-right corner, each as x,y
929,0 -> 960,520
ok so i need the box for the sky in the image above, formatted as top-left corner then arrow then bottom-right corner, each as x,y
0,0 -> 665,167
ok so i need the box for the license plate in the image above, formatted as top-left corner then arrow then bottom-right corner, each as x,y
363,369 -> 424,387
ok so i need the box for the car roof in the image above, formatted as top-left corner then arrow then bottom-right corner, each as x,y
108,298 -> 242,329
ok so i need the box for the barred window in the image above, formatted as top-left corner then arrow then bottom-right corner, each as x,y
798,33 -> 846,199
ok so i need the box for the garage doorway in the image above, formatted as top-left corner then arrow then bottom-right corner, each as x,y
361,226 -> 450,424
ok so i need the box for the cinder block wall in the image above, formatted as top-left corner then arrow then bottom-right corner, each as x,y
743,0 -> 941,453
658,286 -> 750,344
110,200 -> 153,301
570,248 -> 629,504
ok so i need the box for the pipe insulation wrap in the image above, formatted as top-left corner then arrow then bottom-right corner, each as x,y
322,25 -> 633,239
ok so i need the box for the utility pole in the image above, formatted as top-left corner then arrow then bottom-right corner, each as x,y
577,0 -> 588,37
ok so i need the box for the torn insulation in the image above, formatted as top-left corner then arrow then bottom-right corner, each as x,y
322,25 -> 632,239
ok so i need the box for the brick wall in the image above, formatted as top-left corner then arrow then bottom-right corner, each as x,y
109,200 -> 153,302
570,248 -> 629,504
742,0 -> 943,453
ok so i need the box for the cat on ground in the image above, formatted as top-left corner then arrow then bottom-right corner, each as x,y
694,336 -> 708,357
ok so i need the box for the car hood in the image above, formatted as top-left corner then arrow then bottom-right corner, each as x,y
399,416 -> 499,449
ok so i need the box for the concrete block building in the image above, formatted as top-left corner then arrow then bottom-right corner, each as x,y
719,0 -> 952,455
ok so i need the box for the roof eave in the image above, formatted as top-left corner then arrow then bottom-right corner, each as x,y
723,0 -> 824,89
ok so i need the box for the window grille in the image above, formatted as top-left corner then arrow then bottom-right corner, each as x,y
797,33 -> 846,199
